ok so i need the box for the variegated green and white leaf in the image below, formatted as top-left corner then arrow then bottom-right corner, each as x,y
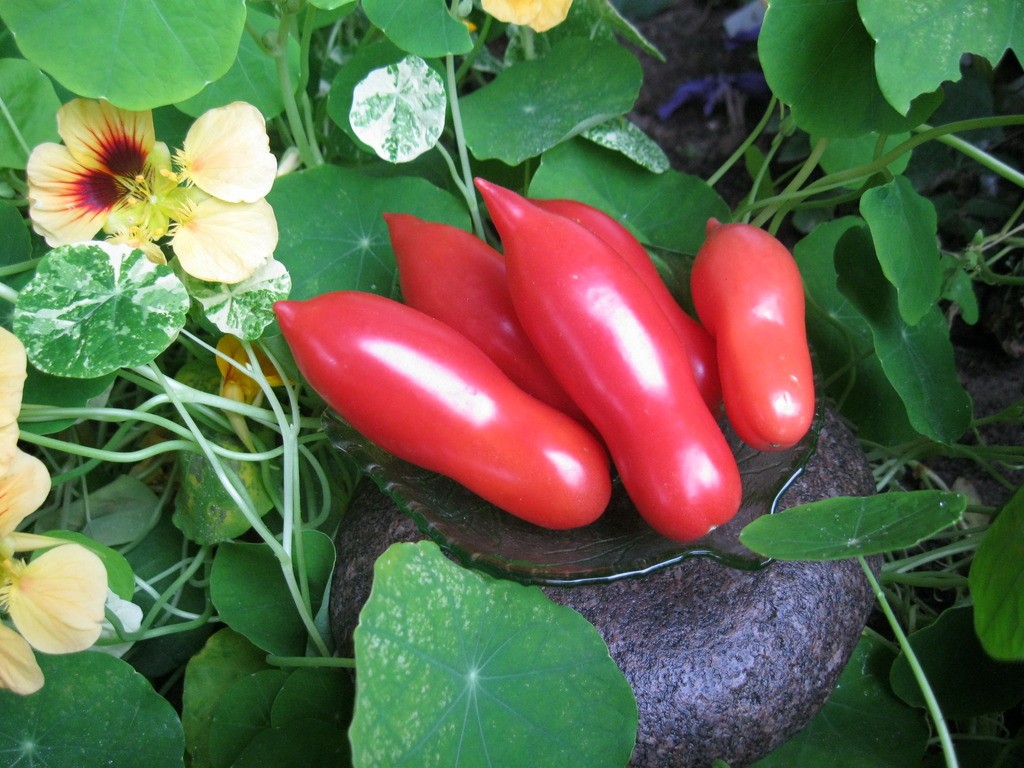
349,55 -> 446,163
583,117 -> 670,173
185,258 -> 291,341
13,242 -> 189,378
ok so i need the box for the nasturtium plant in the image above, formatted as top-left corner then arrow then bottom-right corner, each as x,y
582,116 -> 671,173
13,242 -> 190,378
970,485 -> 1024,661
183,259 -> 292,341
349,541 -> 638,768
360,0 -> 472,58
349,55 -> 447,164
0,58 -> 59,170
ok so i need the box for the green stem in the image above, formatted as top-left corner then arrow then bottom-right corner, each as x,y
926,124 -> 1024,188
0,93 -> 31,163
858,556 -> 959,768
754,136 -> 830,232
276,10 -> 322,167
0,281 -> 18,304
707,95 -> 778,189
445,53 -> 485,239
0,259 -> 40,278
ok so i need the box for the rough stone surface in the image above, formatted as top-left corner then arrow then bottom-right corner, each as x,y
330,408 -> 878,767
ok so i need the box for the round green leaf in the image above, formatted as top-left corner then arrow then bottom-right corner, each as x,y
890,606 -> 1024,719
208,669 -> 290,768
0,0 -> 246,110
13,242 -> 190,378
19,367 -> 116,435
739,490 -> 966,561
175,8 -> 299,119
758,0 -> 941,137
231,719 -> 349,768
349,541 -> 638,768
271,667 -> 354,731
361,0 -> 472,58
970,484 -> 1024,661
0,57 -> 60,169
349,55 -> 446,164
815,131 -> 911,189
0,652 -> 184,767
184,258 -> 291,341
267,164 -> 469,301
461,38 -> 643,166
0,199 -> 32,263
210,530 -> 335,656
582,116 -> 670,173
753,634 -> 929,767
34,474 -> 159,548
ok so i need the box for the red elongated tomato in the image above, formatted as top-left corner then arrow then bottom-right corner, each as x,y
384,212 -> 587,422
531,197 -> 722,411
691,219 -> 815,451
274,291 -> 611,529
475,179 -> 741,542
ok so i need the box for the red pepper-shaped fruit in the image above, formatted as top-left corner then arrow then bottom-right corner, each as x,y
476,179 -> 741,542
532,197 -> 722,411
691,219 -> 815,451
274,291 -> 611,529
384,212 -> 587,423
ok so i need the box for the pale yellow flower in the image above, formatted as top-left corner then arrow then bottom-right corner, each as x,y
481,0 -> 573,32
0,623 -> 42,695
26,98 -> 279,284
0,328 -> 27,476
0,450 -> 51,542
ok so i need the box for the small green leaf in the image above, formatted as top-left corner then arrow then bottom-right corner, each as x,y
349,55 -> 446,164
349,541 -> 637,768
860,176 -> 942,325
268,164 -> 469,301
19,368 -> 116,436
582,116 -> 669,173
183,628 -> 271,768
175,8 -> 300,119
815,131 -> 912,189
860,0 -> 1024,116
739,491 -> 966,560
834,225 -> 973,444
0,652 -> 185,767
890,606 -> 1024,719
34,474 -> 158,547
0,0 -> 247,110
0,200 -> 32,263
184,258 -> 291,341
758,0 -> 941,138
529,139 -> 729,255
13,242 -> 190,378
461,38 -> 642,166
270,667 -> 354,731
208,669 -> 290,768
40,529 -> 135,600
970,485 -> 1024,661
752,634 -> 928,767
360,0 -> 472,58
0,58 -> 60,169
210,531 -> 335,656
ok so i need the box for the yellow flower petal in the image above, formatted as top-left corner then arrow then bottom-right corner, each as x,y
170,196 -> 278,283
6,544 -> 107,655
0,327 -> 27,416
0,623 -> 43,695
216,335 -> 285,403
26,143 -> 112,245
0,412 -> 18,478
0,450 -> 51,539
178,102 -> 277,204
481,0 -> 572,32
57,99 -> 155,179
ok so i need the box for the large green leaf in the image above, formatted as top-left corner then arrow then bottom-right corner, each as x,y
0,57 -> 60,169
209,530 -> 335,656
758,0 -> 941,137
792,217 -> 918,446
740,490 -> 965,561
360,0 -> 471,58
834,224 -> 972,444
0,0 -> 246,110
461,38 -> 642,166
890,606 -> 1024,719
0,652 -> 184,767
752,634 -> 929,767
860,176 -> 942,326
529,138 -> 729,255
208,669 -> 290,768
13,242 -> 190,378
860,0 -> 1024,116
970,484 -> 1024,661
267,164 -> 469,301
349,541 -> 638,768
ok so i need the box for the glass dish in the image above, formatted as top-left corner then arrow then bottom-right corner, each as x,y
323,409 -> 821,586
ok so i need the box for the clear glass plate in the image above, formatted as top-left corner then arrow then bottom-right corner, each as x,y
324,409 -> 821,586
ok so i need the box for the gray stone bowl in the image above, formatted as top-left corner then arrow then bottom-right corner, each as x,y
330,407 -> 877,767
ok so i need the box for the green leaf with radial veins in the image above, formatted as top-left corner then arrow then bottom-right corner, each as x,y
970,484 -> 1024,661
739,490 -> 965,561
184,258 -> 291,341
583,116 -> 670,173
0,58 -> 60,169
461,38 -> 643,166
860,176 -> 942,326
757,0 -> 942,138
13,242 -> 190,378
349,541 -> 638,768
860,0 -> 1024,116
361,0 -> 471,58
349,55 -> 447,164
0,0 -> 246,110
